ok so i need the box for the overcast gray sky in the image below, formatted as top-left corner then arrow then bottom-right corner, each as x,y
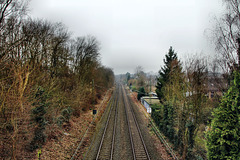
29,0 -> 224,74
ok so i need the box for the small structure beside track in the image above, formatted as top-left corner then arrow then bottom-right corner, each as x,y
140,96 -> 159,114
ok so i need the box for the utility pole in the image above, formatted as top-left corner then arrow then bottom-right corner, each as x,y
150,76 -> 152,107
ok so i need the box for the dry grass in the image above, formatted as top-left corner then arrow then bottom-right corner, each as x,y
39,89 -> 112,160
0,88 -> 112,160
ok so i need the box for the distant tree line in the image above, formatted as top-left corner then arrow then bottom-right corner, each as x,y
0,0 -> 114,159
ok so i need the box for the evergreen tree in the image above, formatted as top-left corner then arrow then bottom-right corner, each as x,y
137,87 -> 146,100
126,72 -> 131,84
156,46 -> 178,102
206,71 -> 240,160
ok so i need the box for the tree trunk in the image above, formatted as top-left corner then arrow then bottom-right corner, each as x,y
182,128 -> 188,160
236,38 -> 240,70
16,67 -> 30,112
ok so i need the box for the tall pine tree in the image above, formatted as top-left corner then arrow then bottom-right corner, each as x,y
206,71 -> 240,160
156,46 -> 178,102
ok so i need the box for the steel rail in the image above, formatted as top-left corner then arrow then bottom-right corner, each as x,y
126,90 -> 151,160
132,91 -> 179,160
82,90 -> 115,160
122,85 -> 150,160
122,86 -> 136,160
71,90 -> 111,160
95,91 -> 117,159
95,87 -> 119,160
110,90 -> 119,159
149,118 -> 178,160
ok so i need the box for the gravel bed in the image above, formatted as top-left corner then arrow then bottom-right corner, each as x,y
128,92 -> 163,160
113,85 -> 133,159
83,85 -> 163,160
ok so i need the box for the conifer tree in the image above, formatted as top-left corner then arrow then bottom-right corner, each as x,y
206,71 -> 240,159
156,46 -> 178,101
137,87 -> 146,100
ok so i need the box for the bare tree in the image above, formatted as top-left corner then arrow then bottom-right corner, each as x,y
211,0 -> 240,72
184,56 -> 209,158
0,0 -> 28,28
71,36 -> 100,82
134,65 -> 146,87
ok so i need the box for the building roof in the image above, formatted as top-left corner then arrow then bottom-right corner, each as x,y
141,96 -> 160,105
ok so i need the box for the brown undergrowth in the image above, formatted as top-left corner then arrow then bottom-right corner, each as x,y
39,89 -> 113,160
0,89 -> 112,160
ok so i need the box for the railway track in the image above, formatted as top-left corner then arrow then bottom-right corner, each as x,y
85,84 -> 151,159
95,86 -> 119,159
122,85 -> 150,160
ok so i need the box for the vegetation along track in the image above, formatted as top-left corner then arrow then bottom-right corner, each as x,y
122,85 -> 150,160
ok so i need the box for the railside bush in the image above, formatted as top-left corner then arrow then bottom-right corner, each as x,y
28,86 -> 48,151
206,71 -> 240,159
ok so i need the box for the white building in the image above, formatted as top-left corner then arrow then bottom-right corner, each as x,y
140,96 -> 159,114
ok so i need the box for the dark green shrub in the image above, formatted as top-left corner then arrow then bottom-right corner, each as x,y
61,107 -> 73,122
137,87 -> 146,100
167,104 -> 174,141
57,107 -> 73,127
131,86 -> 137,91
162,104 -> 169,134
28,86 -> 48,152
206,71 -> 240,159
